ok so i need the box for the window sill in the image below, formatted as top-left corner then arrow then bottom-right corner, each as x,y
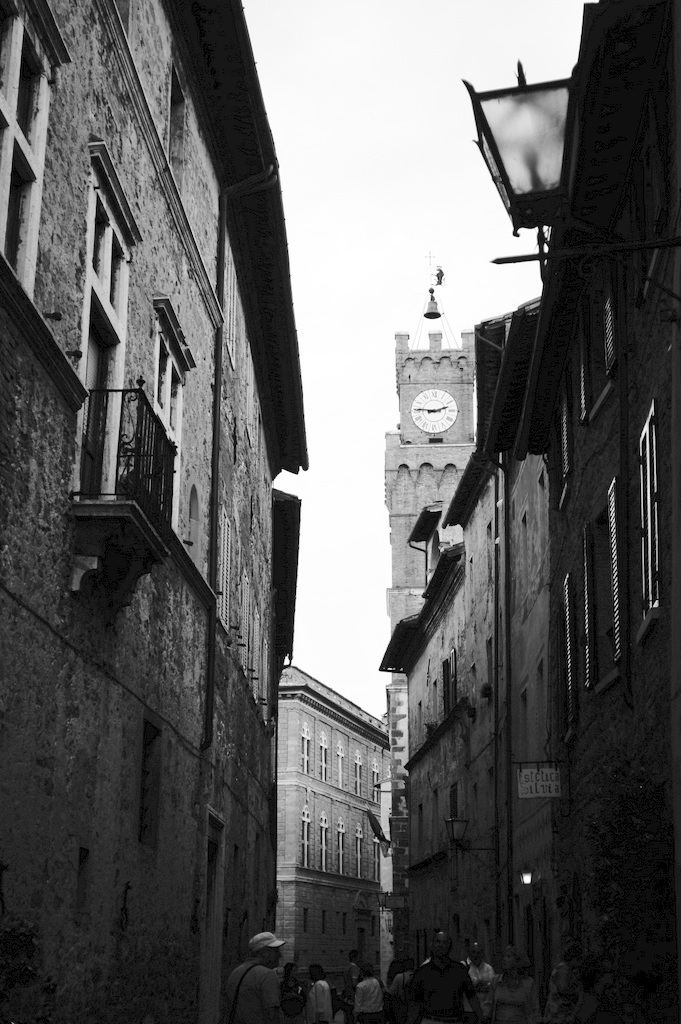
588,380 -> 615,423
636,605 -> 660,646
594,667 -> 621,695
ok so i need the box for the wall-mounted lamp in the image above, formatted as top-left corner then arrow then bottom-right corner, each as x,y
519,868 -> 534,886
377,891 -> 406,911
444,817 -> 495,853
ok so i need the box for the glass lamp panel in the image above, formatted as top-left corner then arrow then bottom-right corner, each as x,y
480,85 -> 569,196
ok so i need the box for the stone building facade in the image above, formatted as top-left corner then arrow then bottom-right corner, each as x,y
0,2 -> 306,1022
383,322 -> 475,960
276,666 -> 390,989
382,301 -> 553,988
509,3 -> 678,1019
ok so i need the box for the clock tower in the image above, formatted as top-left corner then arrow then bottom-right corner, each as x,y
385,324 -> 476,629
382,319 -> 475,961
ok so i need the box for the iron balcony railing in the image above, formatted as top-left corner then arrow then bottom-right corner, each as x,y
78,381 -> 176,543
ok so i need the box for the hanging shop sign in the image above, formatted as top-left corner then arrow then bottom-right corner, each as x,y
516,763 -> 561,799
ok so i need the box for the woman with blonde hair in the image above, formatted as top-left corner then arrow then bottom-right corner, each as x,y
484,946 -> 539,1024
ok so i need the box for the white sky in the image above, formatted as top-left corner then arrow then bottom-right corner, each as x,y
243,0 -> 589,718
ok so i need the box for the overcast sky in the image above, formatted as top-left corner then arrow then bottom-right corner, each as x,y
243,0 -> 589,718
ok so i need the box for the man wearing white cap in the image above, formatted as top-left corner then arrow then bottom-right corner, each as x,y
224,931 -> 286,1024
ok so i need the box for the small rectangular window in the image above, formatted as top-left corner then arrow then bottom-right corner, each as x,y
139,719 -> 161,845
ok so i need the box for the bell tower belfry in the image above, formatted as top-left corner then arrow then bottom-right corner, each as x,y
385,322 -> 476,629
382,293 -> 475,961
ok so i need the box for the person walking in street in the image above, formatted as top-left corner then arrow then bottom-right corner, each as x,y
224,931 -> 286,1024
465,943 -> 495,998
281,962 -> 307,1023
542,941 -> 584,1024
484,945 -> 539,1024
354,961 -> 385,1024
307,964 -> 334,1024
343,950 -> 362,1024
408,931 -> 483,1024
387,957 -> 415,1024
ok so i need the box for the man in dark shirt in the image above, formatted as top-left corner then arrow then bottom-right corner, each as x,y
409,932 -> 482,1024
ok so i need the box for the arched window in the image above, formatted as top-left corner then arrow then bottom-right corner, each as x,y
371,758 -> 379,796
319,812 -> 328,871
301,723 -> 310,774
336,741 -> 344,788
355,822 -> 363,879
373,835 -> 380,881
354,750 -> 362,795
337,817 -> 345,875
301,805 -> 310,867
188,485 -> 200,565
319,731 -> 328,782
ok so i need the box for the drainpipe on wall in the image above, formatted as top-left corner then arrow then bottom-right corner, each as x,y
493,462 -> 502,950
201,188 -> 227,751
408,538 -> 428,590
502,451 -> 514,944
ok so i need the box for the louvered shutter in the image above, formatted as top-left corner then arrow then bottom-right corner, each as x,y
563,573 -> 577,727
649,404 -> 660,606
582,524 -> 594,688
241,573 -> 250,669
607,478 -> 621,662
604,287 -> 616,373
639,402 -> 660,613
560,389 -> 570,478
218,510 -> 231,626
252,608 -> 261,698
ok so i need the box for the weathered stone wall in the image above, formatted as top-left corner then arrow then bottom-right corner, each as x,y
0,1 -> 286,1020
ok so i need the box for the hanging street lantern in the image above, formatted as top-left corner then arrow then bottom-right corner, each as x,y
463,76 -> 571,235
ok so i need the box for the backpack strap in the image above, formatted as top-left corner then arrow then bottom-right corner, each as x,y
227,963 -> 260,1024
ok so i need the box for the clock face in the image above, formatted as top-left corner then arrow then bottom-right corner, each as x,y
410,389 -> 458,433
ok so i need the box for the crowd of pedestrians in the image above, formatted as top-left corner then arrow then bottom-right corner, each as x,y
222,929 -> 622,1024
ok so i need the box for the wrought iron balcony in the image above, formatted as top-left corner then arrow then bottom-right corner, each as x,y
71,380 -> 176,614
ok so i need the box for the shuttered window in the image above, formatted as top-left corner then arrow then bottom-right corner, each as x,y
607,478 -> 622,662
218,509 -> 231,627
252,608 -> 261,698
639,402 -> 660,616
563,573 -> 577,729
582,524 -> 595,688
603,288 -> 616,374
559,387 -> 571,479
241,572 -> 250,669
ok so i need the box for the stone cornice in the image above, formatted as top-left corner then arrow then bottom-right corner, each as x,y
92,0 -> 223,330
0,253 -> 87,413
279,691 -> 388,749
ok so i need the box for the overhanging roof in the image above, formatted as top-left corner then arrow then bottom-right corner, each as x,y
485,301 -> 539,455
515,0 -> 670,457
379,546 -> 464,674
272,490 -> 301,666
443,452 -> 493,528
168,0 -> 308,475
378,615 -> 421,674
408,505 -> 442,544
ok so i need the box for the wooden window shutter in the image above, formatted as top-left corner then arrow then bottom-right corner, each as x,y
582,524 -> 594,688
560,387 -> 570,478
219,510 -> 231,626
563,573 -> 577,726
252,608 -> 261,698
579,319 -> 588,421
639,402 -> 660,613
607,478 -> 622,662
604,286 -> 616,374
241,572 -> 250,668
